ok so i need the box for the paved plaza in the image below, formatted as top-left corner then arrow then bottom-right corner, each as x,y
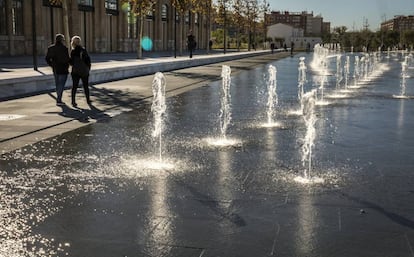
1,50 -> 414,257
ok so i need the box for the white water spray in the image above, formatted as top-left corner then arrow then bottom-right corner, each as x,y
298,57 -> 307,103
344,56 -> 350,89
353,56 -> 360,87
220,65 -> 232,138
266,65 -> 278,124
400,60 -> 408,97
301,89 -> 317,179
364,54 -> 370,80
151,72 -> 167,161
336,55 -> 343,90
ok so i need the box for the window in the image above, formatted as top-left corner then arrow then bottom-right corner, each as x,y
175,10 -> 179,23
161,4 -> 167,21
0,0 -> 6,35
105,0 -> 118,15
185,11 -> 189,24
42,0 -> 62,7
78,0 -> 94,12
127,5 -> 136,39
146,10 -> 153,20
11,0 -> 23,35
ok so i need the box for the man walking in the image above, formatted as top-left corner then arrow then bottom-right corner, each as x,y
45,34 -> 70,106
187,30 -> 196,58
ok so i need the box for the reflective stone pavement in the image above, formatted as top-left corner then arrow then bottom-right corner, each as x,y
1,52 -> 414,257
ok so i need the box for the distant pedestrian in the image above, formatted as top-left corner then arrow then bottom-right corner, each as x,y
306,42 -> 311,53
187,30 -> 196,58
69,35 -> 91,107
45,34 -> 70,106
209,40 -> 213,51
270,42 -> 275,54
290,41 -> 295,56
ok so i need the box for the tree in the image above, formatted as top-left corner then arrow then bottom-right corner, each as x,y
61,0 -> 70,54
123,0 -> 156,59
244,0 -> 260,51
215,0 -> 232,53
332,26 -> 348,48
232,0 -> 247,51
171,0 -> 195,55
402,30 -> 414,48
261,0 -> 270,49
194,0 -> 213,53
383,30 -> 400,48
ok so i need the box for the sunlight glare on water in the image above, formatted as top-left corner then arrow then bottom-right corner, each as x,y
205,137 -> 242,147
294,176 -> 325,185
120,157 -> 180,177
259,121 -> 283,128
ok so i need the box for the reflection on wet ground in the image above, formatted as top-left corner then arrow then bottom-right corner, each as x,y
1,52 -> 414,256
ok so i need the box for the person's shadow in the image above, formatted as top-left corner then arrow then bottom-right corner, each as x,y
79,102 -> 111,122
58,104 -> 90,123
47,92 -> 110,123
59,102 -> 112,123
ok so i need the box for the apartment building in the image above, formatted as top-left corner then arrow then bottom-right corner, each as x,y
381,15 -> 414,32
265,10 -> 330,36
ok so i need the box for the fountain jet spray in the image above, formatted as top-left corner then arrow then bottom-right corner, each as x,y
151,72 -> 167,161
400,59 -> 408,97
266,65 -> 278,124
298,57 -> 307,102
353,56 -> 360,87
220,65 -> 232,138
301,89 -> 317,179
318,58 -> 328,102
344,56 -> 350,89
336,55 -> 343,90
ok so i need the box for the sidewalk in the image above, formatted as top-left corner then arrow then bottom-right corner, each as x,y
0,50 -> 291,154
0,49 -> 279,101
0,49 -> 227,69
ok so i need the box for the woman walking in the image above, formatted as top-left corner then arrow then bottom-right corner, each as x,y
70,36 -> 91,107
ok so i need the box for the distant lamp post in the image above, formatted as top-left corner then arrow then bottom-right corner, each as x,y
77,0 -> 95,48
174,8 -> 178,58
31,0 -> 37,70
42,0 -> 62,43
105,0 -> 119,52
223,1 -> 227,54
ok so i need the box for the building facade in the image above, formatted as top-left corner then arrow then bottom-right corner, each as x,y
381,15 -> 414,32
267,23 -> 304,44
0,0 -> 211,56
266,23 -> 321,49
266,11 -> 306,32
265,10 -> 330,36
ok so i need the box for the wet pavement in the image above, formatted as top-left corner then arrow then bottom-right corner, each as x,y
0,52 -> 289,153
1,51 -> 414,257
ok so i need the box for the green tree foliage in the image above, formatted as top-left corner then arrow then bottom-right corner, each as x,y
122,0 -> 156,58
328,26 -> 414,52
402,30 -> 414,47
232,0 -> 248,51
171,0 -> 196,55
193,1 -> 213,51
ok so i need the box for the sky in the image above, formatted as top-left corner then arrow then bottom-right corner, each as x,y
268,0 -> 414,31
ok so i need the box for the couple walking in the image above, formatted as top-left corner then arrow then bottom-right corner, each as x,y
45,34 -> 91,107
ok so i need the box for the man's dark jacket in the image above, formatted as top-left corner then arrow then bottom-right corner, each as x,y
45,42 -> 70,74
